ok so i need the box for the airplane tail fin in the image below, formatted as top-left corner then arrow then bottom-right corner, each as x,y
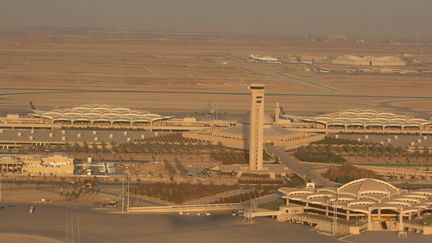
29,101 -> 36,111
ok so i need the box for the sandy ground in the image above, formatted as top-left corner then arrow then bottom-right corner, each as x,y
0,32 -> 431,118
0,203 -> 430,243
0,203 -> 340,243
1,188 -> 64,204
0,234 -> 62,243
1,184 -> 115,205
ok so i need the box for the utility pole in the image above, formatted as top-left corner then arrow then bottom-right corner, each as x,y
122,171 -> 125,214
332,197 -> 338,236
0,173 -> 2,203
127,171 -> 130,212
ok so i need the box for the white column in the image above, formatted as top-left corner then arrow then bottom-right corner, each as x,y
399,208 -> 404,231
367,207 -> 372,230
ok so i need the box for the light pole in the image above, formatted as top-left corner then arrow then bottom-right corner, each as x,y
122,171 -> 125,214
0,173 -> 2,204
127,171 -> 130,212
332,197 -> 338,236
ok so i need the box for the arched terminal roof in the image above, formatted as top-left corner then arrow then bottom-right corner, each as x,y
33,104 -> 171,124
303,109 -> 430,128
280,178 -> 432,214
337,178 -> 399,197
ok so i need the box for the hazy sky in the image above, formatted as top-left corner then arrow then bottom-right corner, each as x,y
1,0 -> 431,38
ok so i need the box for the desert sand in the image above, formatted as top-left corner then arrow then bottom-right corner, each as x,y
0,32 -> 431,118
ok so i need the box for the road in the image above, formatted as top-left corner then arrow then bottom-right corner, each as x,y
266,145 -> 338,187
128,203 -> 243,214
0,203 -> 342,243
1,203 -> 430,243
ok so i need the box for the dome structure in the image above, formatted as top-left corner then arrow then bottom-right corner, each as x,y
337,178 -> 399,198
279,178 -> 432,216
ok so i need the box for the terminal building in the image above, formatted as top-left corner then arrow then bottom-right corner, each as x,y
0,103 -> 234,131
278,109 -> 432,135
32,104 -> 171,126
183,113 -> 323,151
303,109 -> 431,132
278,178 -> 432,234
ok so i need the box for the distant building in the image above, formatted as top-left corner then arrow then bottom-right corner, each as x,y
0,156 -> 24,174
332,55 -> 406,66
21,153 -> 74,176
74,157 -> 116,176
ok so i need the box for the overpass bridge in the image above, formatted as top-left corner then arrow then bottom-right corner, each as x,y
127,203 -> 244,214
243,208 -> 280,218
266,145 -> 337,187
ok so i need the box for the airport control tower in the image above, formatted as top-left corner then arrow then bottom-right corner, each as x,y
248,83 -> 265,171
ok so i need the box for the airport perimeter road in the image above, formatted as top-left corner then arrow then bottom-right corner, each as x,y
266,146 -> 337,187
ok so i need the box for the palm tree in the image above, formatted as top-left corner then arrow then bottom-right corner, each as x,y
65,142 -> 71,153
82,141 -> 89,153
423,146 -> 430,161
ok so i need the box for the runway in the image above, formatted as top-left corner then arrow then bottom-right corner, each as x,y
1,88 -> 432,119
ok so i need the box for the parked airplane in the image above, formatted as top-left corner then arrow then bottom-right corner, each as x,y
279,105 -> 307,121
248,54 -> 281,64
29,101 -> 46,115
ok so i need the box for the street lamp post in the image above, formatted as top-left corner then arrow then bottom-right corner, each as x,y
121,171 -> 130,213
0,173 -> 2,204
332,197 -> 338,236
122,171 -> 125,214
127,171 -> 130,212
